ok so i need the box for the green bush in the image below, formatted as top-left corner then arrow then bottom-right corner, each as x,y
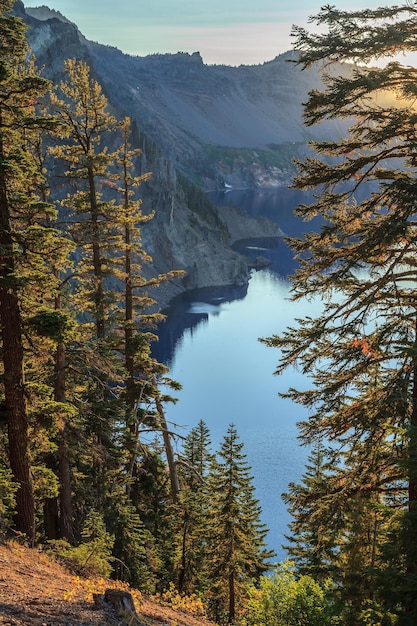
240,561 -> 338,626
48,510 -> 114,578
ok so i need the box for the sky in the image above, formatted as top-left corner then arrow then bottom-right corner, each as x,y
23,0 -> 389,66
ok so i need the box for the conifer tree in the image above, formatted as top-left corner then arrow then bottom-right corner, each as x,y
48,58 -> 119,340
0,0 -> 57,542
111,117 -> 183,503
24,120 -> 78,543
283,443 -> 338,583
175,420 -> 215,594
47,59 -> 125,512
204,424 -> 274,623
49,71 -> 183,508
130,447 -> 177,590
262,3 -> 417,622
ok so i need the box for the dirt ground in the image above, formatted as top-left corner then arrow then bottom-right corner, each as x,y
0,541 -> 216,626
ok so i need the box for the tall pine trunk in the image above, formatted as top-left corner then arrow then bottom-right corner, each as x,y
87,166 -> 105,340
155,393 -> 179,502
228,571 -> 235,624
0,130 -> 35,544
55,336 -> 74,543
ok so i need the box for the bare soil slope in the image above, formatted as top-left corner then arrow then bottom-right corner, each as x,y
0,541 -> 216,626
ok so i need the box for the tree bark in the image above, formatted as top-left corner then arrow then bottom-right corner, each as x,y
54,278 -> 74,543
155,393 -> 179,503
87,166 -> 105,340
0,131 -> 35,543
228,570 -> 235,624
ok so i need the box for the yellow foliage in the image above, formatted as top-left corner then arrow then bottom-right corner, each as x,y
154,582 -> 206,617
63,575 -> 142,611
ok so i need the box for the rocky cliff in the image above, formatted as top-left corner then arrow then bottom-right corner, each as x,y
15,2 -> 344,307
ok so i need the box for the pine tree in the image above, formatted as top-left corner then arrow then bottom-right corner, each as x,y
130,447 -> 177,591
283,443 -> 338,583
48,58 -> 119,340
0,0 -> 58,542
23,119 -> 78,543
175,420 -> 215,594
47,59 -> 126,513
110,117 -> 184,503
262,3 -> 417,622
204,424 -> 274,624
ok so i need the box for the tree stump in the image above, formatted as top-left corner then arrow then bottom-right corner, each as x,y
104,589 -> 145,625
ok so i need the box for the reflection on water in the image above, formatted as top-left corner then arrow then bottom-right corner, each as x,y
154,188 -> 317,366
152,282 -> 248,367
155,188 -> 325,560
161,270 -> 324,560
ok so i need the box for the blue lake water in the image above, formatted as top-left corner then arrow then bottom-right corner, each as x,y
154,188 -> 325,561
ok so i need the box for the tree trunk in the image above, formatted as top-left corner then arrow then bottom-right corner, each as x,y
104,589 -> 146,625
155,393 -> 179,502
58,434 -> 74,542
87,166 -> 105,339
228,570 -> 235,624
54,282 -> 74,543
0,137 -> 35,543
124,220 -> 136,414
178,514 -> 188,593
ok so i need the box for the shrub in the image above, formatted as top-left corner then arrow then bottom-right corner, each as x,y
240,561 -> 338,626
48,510 -> 114,578
156,582 -> 206,617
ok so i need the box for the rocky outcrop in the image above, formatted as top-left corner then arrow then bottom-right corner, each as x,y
22,3 -> 351,190
16,3 -> 340,306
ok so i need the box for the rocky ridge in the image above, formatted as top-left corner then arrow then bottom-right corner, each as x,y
15,2 -> 347,306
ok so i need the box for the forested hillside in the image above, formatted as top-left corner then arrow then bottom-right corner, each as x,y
13,0 -> 285,310
0,4 -> 277,621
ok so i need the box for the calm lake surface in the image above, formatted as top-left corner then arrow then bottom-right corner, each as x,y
154,188 -> 324,561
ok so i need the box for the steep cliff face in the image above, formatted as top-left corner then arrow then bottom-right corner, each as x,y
23,3 -> 351,190
79,46 -> 350,190
17,2 -> 336,306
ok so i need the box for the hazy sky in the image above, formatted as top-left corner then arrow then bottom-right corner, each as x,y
23,1 -> 388,66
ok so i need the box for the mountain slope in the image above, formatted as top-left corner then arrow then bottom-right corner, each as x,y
13,2 -> 347,306
22,2 -> 349,189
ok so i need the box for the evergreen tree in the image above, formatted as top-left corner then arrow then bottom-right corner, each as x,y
262,3 -> 417,622
283,443 -> 338,583
175,420 -> 215,594
23,119 -> 78,543
48,58 -> 119,340
0,0 -> 59,542
104,478 -> 160,592
204,424 -> 274,624
131,447 -> 177,591
111,117 -> 184,503
47,59 -> 126,514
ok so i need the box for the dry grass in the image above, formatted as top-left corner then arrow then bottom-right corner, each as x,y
0,540 -> 216,626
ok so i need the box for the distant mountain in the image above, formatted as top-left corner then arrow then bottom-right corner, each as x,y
13,1 -> 348,307
20,1 -> 350,190
25,4 -> 74,25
